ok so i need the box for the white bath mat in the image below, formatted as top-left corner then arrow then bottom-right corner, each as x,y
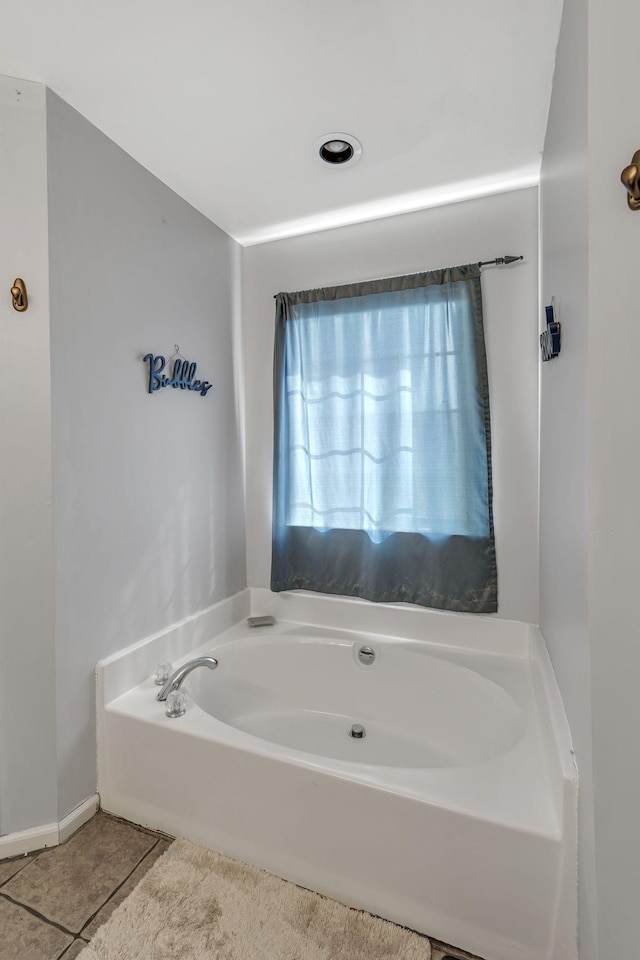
77,838 -> 432,960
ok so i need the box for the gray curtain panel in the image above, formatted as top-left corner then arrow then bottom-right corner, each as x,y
271,263 -> 497,613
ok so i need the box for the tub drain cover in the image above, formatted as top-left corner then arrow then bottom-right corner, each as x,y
350,724 -> 366,739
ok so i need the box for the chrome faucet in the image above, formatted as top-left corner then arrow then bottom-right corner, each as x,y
155,656 -> 218,701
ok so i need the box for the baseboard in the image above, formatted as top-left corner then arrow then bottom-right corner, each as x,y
0,794 -> 99,859
58,794 -> 100,844
0,823 -> 58,860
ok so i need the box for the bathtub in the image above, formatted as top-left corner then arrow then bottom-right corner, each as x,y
97,589 -> 577,960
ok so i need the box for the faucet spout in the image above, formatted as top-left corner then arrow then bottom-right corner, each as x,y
155,656 -> 218,701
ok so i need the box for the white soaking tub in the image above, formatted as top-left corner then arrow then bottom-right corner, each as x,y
188,628 -> 526,769
97,591 -> 577,960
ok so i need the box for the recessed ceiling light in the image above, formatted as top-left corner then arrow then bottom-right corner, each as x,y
315,133 -> 362,167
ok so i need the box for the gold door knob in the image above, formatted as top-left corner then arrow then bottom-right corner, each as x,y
10,278 -> 28,312
621,150 -> 640,210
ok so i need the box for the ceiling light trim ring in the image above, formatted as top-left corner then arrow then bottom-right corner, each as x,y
315,133 -> 362,167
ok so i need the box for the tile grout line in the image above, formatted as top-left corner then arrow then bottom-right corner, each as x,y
0,861 -> 32,888
0,811 -> 172,957
57,939 -> 89,960
79,838 -> 162,937
0,836 -> 162,943
100,810 -> 174,844
0,890 -> 78,937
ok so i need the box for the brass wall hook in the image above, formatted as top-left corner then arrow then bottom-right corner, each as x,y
11,278 -> 28,312
621,150 -> 640,210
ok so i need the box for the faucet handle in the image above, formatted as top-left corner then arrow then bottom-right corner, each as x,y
154,662 -> 173,685
165,689 -> 187,718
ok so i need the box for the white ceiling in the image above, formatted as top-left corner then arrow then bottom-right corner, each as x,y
1,0 -> 563,245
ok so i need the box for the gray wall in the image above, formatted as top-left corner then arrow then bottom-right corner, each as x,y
539,0 -> 596,957
588,0 -> 640,952
243,188 -> 540,625
46,91 -> 246,819
541,0 -> 640,953
0,77 -> 57,836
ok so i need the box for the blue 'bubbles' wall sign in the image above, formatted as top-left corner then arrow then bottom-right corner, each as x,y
143,353 -> 213,396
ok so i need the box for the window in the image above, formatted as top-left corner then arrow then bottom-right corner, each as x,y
271,264 -> 497,613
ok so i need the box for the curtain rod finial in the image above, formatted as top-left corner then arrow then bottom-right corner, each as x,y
478,255 -> 524,268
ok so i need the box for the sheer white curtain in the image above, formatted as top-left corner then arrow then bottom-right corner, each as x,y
284,285 -> 490,541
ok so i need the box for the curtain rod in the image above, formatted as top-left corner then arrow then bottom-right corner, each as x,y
478,255 -> 523,267
272,255 -> 524,298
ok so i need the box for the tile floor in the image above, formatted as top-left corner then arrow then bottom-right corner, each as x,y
0,811 -> 170,960
0,810 -> 483,960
